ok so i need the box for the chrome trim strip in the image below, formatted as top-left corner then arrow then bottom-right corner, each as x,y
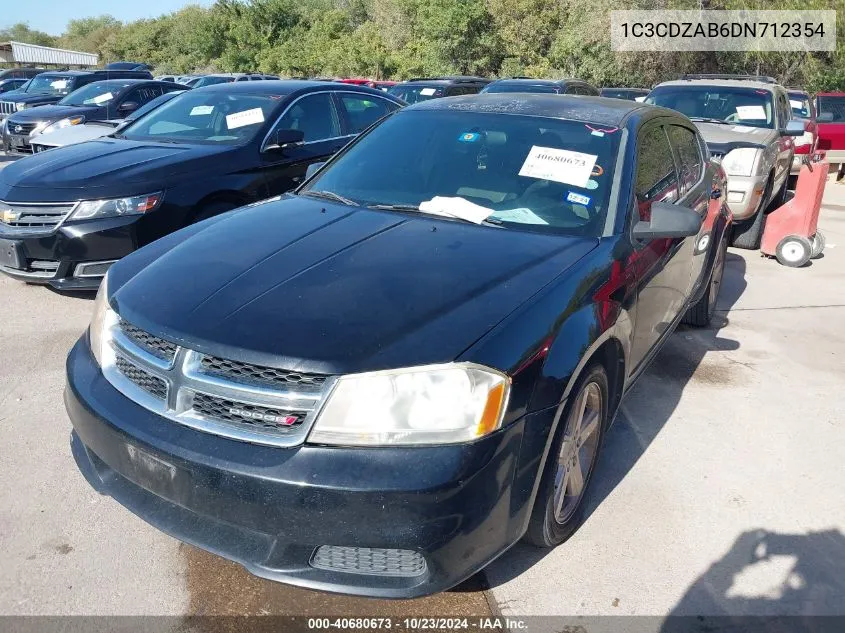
0,200 -> 80,237
74,260 -> 117,278
0,265 -> 55,279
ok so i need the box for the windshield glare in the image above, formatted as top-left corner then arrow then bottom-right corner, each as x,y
303,110 -> 620,237
120,92 -> 278,145
27,75 -> 75,96
388,85 -> 443,103
59,82 -> 131,107
647,86 -> 774,128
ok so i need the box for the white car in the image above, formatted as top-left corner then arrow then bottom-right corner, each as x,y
30,90 -> 185,153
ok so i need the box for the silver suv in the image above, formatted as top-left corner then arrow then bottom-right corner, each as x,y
647,74 -> 803,248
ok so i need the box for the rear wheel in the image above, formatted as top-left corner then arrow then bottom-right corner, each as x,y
811,231 -> 825,259
775,235 -> 812,267
683,232 -> 727,327
525,364 -> 608,548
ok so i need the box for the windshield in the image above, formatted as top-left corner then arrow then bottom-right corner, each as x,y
816,95 -> 845,122
120,91 -> 278,145
647,86 -> 774,128
601,89 -> 647,100
788,93 -> 812,120
59,81 -> 132,107
388,85 -> 444,104
302,110 -> 620,237
26,74 -> 77,96
484,83 -> 562,94
124,91 -> 183,122
192,76 -> 235,88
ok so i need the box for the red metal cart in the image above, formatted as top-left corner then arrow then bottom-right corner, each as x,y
760,153 -> 828,267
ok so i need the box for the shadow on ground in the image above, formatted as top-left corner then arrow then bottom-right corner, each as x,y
486,251 -> 748,586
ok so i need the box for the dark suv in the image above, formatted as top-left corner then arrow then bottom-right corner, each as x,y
388,76 -> 490,103
0,69 -> 154,120
0,67 -> 45,80
483,78 -> 599,96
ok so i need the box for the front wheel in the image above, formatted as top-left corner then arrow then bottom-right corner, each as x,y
731,178 -> 771,250
524,364 -> 608,548
775,235 -> 812,267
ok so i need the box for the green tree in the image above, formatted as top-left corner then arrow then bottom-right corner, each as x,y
0,23 -> 58,47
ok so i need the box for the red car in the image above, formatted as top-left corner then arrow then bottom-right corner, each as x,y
787,90 -> 817,180
814,92 -> 845,173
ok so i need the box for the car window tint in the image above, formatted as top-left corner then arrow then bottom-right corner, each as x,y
667,125 -> 702,195
275,93 -> 341,142
635,126 -> 678,219
339,95 -> 394,134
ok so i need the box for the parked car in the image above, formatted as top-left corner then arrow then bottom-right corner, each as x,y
0,67 -> 45,80
787,89 -> 817,182
600,87 -> 650,101
388,76 -> 490,103
190,73 -> 279,88
4,79 -> 185,154
482,78 -> 599,96
0,81 -> 403,290
105,62 -> 153,71
0,78 -> 27,94
64,93 -> 730,598
30,90 -> 187,153
184,77 -> 203,88
647,74 -> 802,249
154,75 -> 178,83
814,92 -> 845,173
0,69 -> 154,122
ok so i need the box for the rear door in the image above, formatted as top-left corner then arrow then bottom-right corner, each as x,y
334,92 -> 401,139
773,89 -> 794,191
260,91 -> 345,195
629,120 -> 693,371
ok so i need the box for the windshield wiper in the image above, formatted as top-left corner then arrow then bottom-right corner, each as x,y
368,203 -> 503,227
688,117 -> 732,125
300,190 -> 359,207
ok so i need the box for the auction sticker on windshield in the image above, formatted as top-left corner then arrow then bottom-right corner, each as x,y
225,108 -> 265,129
93,92 -> 113,104
190,105 -> 214,116
519,146 -> 597,188
736,105 -> 766,120
420,88 -> 437,96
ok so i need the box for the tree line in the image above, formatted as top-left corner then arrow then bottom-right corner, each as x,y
2,0 -> 842,91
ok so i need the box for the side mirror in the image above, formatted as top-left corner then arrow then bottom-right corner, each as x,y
817,111 -> 833,123
782,120 -> 805,136
118,101 -> 139,113
265,128 -> 305,152
305,161 -> 326,179
632,201 -> 703,240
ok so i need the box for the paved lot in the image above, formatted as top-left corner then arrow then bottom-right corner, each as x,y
1,151 -> 844,627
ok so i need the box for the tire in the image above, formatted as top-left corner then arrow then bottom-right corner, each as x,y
524,364 -> 609,548
767,173 -> 789,212
775,235 -> 812,267
811,231 -> 825,259
683,232 -> 727,328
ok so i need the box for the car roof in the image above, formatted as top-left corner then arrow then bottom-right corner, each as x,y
194,79 -> 394,97
404,93 -> 656,127
602,87 -> 649,92
36,69 -> 147,77
400,76 -> 490,86
655,78 -> 779,91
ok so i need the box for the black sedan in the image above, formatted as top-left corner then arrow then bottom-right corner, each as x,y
65,94 -> 730,598
4,79 -> 186,155
0,80 -> 403,290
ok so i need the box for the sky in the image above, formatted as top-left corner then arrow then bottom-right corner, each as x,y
4,0 -> 213,36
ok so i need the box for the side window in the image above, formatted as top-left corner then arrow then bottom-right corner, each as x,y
666,125 -> 703,196
129,86 -> 164,106
635,126 -> 679,220
338,94 -> 395,135
273,93 -> 341,143
779,92 -> 792,127
564,84 -> 580,95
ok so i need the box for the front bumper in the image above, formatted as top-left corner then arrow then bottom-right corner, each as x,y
0,215 -> 139,290
723,173 -> 767,221
65,339 -> 548,598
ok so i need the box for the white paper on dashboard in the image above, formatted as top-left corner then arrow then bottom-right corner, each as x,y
420,88 -> 437,96
51,79 -> 68,89
418,196 -> 493,224
92,92 -> 113,104
518,146 -> 597,188
489,208 -> 549,225
736,105 -> 766,120
190,105 -> 214,116
226,107 -> 265,129
789,99 -> 803,109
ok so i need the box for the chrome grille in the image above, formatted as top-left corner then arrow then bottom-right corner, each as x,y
119,319 -> 177,363
102,317 -> 331,447
311,546 -> 427,577
6,120 -> 38,135
0,201 -> 75,234
115,355 -> 168,400
0,102 -> 14,116
191,393 -> 305,437
199,356 -> 326,390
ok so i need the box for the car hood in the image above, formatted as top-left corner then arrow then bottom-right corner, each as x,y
33,121 -> 117,148
9,104 -> 99,123
694,122 -> 775,149
111,197 -> 597,375
0,138 -> 235,198
1,92 -> 62,106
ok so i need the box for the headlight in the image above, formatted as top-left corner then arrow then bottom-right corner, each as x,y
308,363 -> 510,446
40,116 -> 85,136
14,102 -> 27,111
720,148 -> 759,177
69,192 -> 163,221
89,272 -> 117,367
